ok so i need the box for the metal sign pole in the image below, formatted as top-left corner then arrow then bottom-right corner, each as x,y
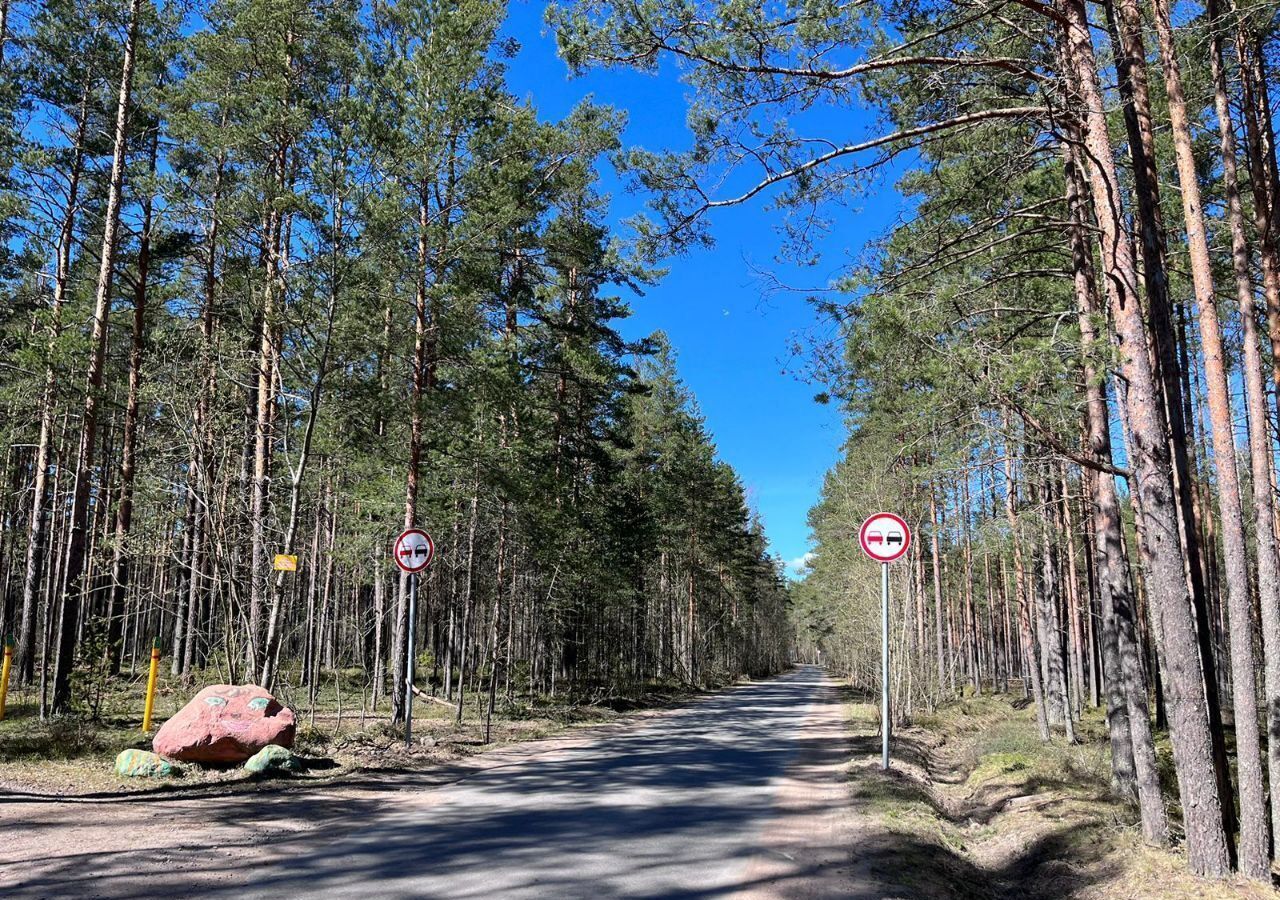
393,527 -> 434,749
406,572 -> 417,747
881,561 -> 890,771
859,513 -> 909,773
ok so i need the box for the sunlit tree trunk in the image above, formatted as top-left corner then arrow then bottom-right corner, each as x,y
53,0 -> 144,713
392,190 -> 431,725
106,128 -> 159,675
1058,2 -> 1228,872
1148,0 -> 1267,873
1002,428 -> 1049,741
1209,0 -> 1280,856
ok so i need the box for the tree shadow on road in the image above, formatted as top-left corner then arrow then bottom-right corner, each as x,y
4,670 -> 1143,900
2,667 -> 865,899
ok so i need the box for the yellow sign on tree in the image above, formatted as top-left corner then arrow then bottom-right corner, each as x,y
273,554 -> 298,572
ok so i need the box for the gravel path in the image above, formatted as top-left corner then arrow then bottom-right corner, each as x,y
1,665 -> 857,899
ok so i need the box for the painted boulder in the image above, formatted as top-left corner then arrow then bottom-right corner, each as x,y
115,748 -> 178,778
153,685 -> 295,765
244,744 -> 301,774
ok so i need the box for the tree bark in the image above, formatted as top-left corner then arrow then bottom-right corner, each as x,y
52,0 -> 144,713
17,82 -> 91,685
456,485 -> 479,724
260,153 -> 345,688
930,492 -> 946,693
106,127 -> 159,675
1233,28 -> 1280,443
1065,137 -> 1169,837
1037,476 -> 1073,740
1058,2 -> 1229,873
247,151 -> 288,681
1002,430 -> 1050,742
1209,0 -> 1280,857
392,190 -> 431,725
1104,3 -> 1234,819
1059,463 -> 1086,718
1149,0 -> 1267,873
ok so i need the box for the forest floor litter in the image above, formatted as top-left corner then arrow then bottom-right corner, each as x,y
0,671 -> 705,799
844,691 -> 1277,898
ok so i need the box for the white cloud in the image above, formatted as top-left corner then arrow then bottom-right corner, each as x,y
785,552 -> 815,578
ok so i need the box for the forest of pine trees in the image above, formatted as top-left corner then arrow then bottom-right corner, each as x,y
551,0 -> 1280,883
0,0 -> 792,735
18,0 -> 1280,884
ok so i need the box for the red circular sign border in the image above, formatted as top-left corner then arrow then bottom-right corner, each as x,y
859,512 -> 912,563
394,528 -> 436,574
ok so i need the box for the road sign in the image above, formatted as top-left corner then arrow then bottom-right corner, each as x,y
394,528 -> 435,574
395,526 -> 435,748
858,512 -> 911,772
858,512 -> 912,563
272,554 -> 298,572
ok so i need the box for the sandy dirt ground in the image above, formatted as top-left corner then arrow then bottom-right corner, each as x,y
2,667 -> 861,899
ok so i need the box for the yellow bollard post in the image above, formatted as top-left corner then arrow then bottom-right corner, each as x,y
0,637 -> 12,721
142,639 -> 160,732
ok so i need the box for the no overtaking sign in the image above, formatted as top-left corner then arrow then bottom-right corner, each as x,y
858,511 -> 912,773
395,526 -> 435,748
395,528 -> 435,574
859,512 -> 912,563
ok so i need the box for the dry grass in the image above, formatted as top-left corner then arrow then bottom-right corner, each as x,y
0,668 -> 699,798
844,692 -> 1278,899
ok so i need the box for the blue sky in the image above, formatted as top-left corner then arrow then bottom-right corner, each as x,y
501,1 -> 905,574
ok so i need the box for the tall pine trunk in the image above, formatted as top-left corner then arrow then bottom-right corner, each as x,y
930,492 -> 946,693
106,128 -> 159,675
392,191 -> 431,725
1149,0 -> 1267,872
1107,3 -> 1236,824
53,0 -> 144,713
1234,28 -> 1280,441
17,83 -> 91,685
1065,137 -> 1168,842
1038,476 -> 1073,741
247,156 -> 287,681
1003,432 -> 1050,741
1058,2 -> 1230,873
1209,0 -> 1280,856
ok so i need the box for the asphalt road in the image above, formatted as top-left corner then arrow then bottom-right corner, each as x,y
5,665 -> 855,899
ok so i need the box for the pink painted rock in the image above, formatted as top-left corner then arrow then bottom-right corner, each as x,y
153,685 -> 295,765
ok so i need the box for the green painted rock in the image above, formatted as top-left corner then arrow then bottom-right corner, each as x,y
115,749 -> 178,778
244,744 -> 300,774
